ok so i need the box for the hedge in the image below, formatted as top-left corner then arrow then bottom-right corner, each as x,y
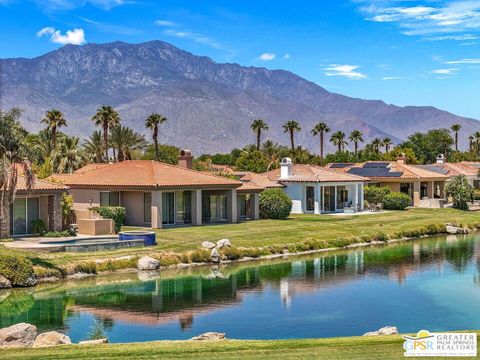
364,186 -> 391,205
259,188 -> 292,220
91,206 -> 126,233
383,192 -> 412,210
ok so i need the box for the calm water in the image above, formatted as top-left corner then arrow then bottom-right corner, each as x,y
1,234 -> 480,343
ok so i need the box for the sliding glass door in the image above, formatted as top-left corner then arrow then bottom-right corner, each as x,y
322,186 -> 336,213
162,192 -> 175,225
11,197 -> 40,236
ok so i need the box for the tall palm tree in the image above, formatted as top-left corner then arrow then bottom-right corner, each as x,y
109,125 -> 147,162
311,122 -> 331,161
83,130 -> 105,163
91,105 -> 120,162
382,137 -> 392,153
450,124 -> 461,151
250,119 -> 269,151
282,120 -> 301,150
145,113 -> 167,160
330,131 -> 348,152
469,135 -> 475,152
41,109 -> 67,149
260,140 -> 283,170
371,138 -> 382,154
52,136 -> 85,174
348,130 -> 364,156
473,131 -> 480,155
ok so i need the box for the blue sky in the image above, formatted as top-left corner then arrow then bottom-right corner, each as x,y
1,0 -> 480,119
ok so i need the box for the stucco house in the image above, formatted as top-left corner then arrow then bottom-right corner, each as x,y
258,158 -> 367,214
416,156 -> 480,189
50,151 -> 262,230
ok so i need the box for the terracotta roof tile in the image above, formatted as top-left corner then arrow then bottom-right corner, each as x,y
235,171 -> 284,189
17,175 -> 67,191
262,164 -> 368,183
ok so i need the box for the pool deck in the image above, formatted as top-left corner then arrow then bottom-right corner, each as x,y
4,234 -> 118,251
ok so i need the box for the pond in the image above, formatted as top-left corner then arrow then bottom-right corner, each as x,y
1,234 -> 480,343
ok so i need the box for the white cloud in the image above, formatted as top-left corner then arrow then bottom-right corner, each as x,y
425,34 -> 478,41
155,20 -> 176,27
37,27 -> 86,45
431,68 -> 459,74
283,53 -> 291,59
382,76 -> 403,80
32,0 -> 128,11
258,53 -> 276,61
163,29 -> 224,49
324,64 -> 367,79
444,58 -> 480,64
81,17 -> 142,35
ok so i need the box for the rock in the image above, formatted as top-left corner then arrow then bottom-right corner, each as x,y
137,271 -> 160,282
201,241 -> 216,249
190,332 -> 226,341
78,338 -> 108,345
216,239 -> 231,249
210,248 -> 221,263
0,323 -> 37,348
363,326 -> 399,336
137,256 -> 160,270
445,225 -> 469,234
33,331 -> 71,347
0,275 -> 12,289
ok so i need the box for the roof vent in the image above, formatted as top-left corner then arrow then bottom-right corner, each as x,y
436,154 -> 445,164
178,149 -> 193,169
280,157 -> 293,179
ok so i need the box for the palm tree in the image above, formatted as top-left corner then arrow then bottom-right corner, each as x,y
311,122 -> 331,161
25,129 -> 57,164
371,138 -> 382,154
473,132 -> 480,155
91,105 -> 120,162
52,136 -> 85,174
282,120 -> 301,150
250,119 -> 269,151
469,135 -> 475,152
41,109 -> 67,149
145,113 -> 167,160
260,140 -> 284,170
382,137 -> 392,153
330,131 -> 348,152
451,124 -> 461,151
83,130 -> 105,163
109,125 -> 147,162
348,130 -> 364,156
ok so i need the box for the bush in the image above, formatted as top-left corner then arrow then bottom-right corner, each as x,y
445,175 -> 474,210
259,188 -> 292,220
0,255 -> 34,286
74,261 -> 97,274
189,249 -> 211,263
30,219 -> 46,235
364,186 -> 391,205
222,247 -> 243,260
33,266 -> 64,279
383,192 -> 411,210
474,189 -> 480,201
97,258 -> 137,272
91,206 -> 126,233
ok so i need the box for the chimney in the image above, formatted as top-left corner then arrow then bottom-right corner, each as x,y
396,153 -> 406,165
280,157 -> 293,179
178,149 -> 193,169
436,154 -> 445,164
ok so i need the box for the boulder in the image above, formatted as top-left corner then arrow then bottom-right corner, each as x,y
201,241 -> 216,249
0,323 -> 37,348
216,239 -> 231,249
445,225 -> 469,234
190,332 -> 226,341
363,326 -> 399,336
0,275 -> 12,289
137,256 -> 160,270
79,338 -> 109,345
210,248 -> 221,263
33,331 -> 71,347
17,276 -> 37,287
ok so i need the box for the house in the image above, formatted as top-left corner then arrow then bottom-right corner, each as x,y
50,151 -> 262,230
325,154 -> 449,208
7,175 -> 67,237
258,158 -> 368,214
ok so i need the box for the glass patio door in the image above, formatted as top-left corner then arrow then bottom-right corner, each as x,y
12,197 -> 40,235
162,192 -> 175,225
322,186 -> 336,213
306,186 -> 315,212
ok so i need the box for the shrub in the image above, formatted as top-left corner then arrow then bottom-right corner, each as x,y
74,261 -> 97,274
445,175 -> 475,210
91,206 -> 126,233
189,249 -> 211,263
259,188 -> 292,220
383,192 -> 411,210
97,258 -> 137,272
364,186 -> 391,205
222,247 -> 243,260
30,219 -> 46,235
0,255 -> 34,286
474,189 -> 480,201
33,266 -> 63,279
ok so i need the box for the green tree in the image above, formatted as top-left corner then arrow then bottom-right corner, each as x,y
109,125 -> 147,162
83,130 -> 105,163
445,175 -> 474,210
52,136 -> 85,173
311,122 -> 331,161
469,135 -> 475,152
282,120 -> 301,150
451,124 -> 461,151
348,130 -> 364,156
371,138 -> 382,154
330,131 -> 348,152
145,113 -> 167,160
382,137 -> 392,153
400,129 -> 453,164
41,109 -> 67,149
91,105 -> 120,162
250,119 -> 269,151
142,143 -> 180,164
235,150 -> 270,173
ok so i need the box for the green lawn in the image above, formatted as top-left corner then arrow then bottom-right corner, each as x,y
0,334 -> 460,360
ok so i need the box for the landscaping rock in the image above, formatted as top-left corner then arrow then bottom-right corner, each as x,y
216,239 -> 231,249
78,338 -> 108,345
201,241 -> 216,249
445,225 -> 469,234
363,326 -> 399,336
137,256 -> 160,270
33,331 -> 71,347
190,332 -> 226,341
0,275 -> 12,289
15,276 -> 37,287
0,323 -> 37,348
210,248 -> 221,263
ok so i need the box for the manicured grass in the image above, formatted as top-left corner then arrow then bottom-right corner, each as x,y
0,334 -> 442,360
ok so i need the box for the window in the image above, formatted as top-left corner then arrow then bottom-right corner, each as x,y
144,193 -> 152,223
162,192 -> 175,225
336,186 -> 348,210
240,194 -> 251,219
474,180 -> 480,189
176,191 -> 192,224
420,182 -> 428,198
202,194 -> 228,223
219,195 -> 227,221
306,186 -> 315,212
11,197 -> 40,235
400,183 -> 413,198
100,191 -> 120,206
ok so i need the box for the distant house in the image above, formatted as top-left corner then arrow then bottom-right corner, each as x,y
258,158 -> 367,214
325,154 -> 449,208
50,151 -> 263,230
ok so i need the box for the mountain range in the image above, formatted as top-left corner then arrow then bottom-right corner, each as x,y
1,40 -> 479,154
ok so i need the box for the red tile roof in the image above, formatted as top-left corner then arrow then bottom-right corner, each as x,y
235,171 -> 284,189
263,164 -> 368,183
17,175 -> 67,192
49,160 -> 243,189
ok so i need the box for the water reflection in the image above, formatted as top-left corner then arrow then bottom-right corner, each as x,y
1,234 -> 479,342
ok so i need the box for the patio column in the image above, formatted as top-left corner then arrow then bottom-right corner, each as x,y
191,189 -> 202,226
413,181 -> 421,207
48,193 -> 63,232
428,181 -> 434,198
314,184 -> 321,214
359,183 -> 364,210
151,191 -> 163,229
354,183 -> 359,211
251,193 -> 260,220
227,189 -> 237,223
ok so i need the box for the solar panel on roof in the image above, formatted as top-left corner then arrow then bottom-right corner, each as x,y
362,162 -> 390,168
416,165 -> 449,175
329,163 -> 353,168
349,168 -> 403,177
